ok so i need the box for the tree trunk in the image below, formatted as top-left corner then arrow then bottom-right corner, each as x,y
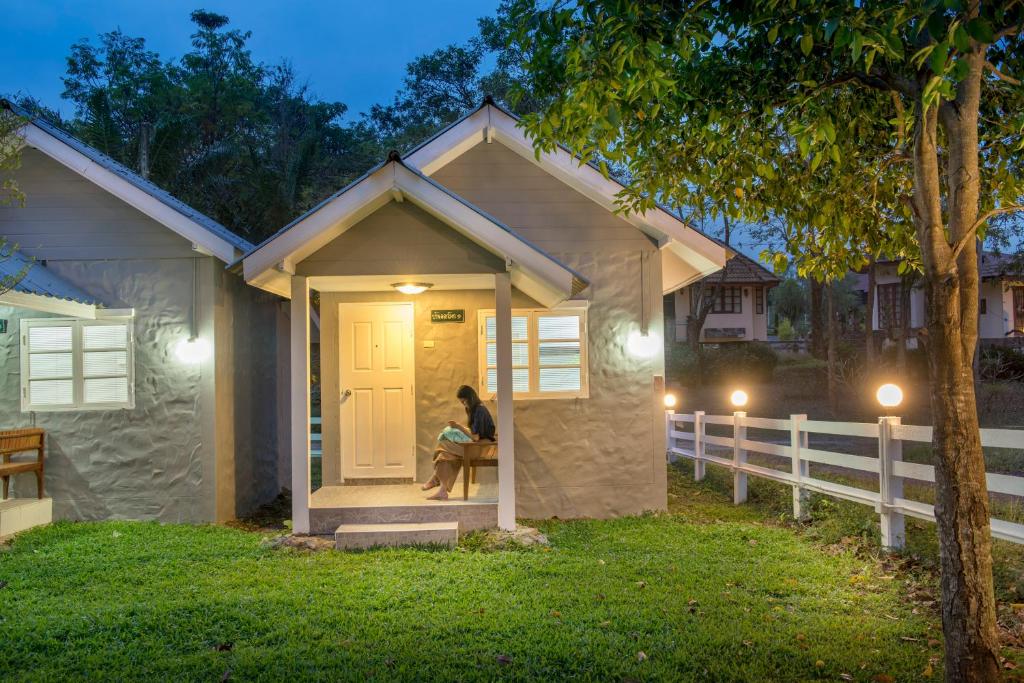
810,278 -> 825,358
865,259 -> 876,365
138,121 -> 152,180
897,276 -> 911,376
826,282 -> 839,415
911,50 -> 999,681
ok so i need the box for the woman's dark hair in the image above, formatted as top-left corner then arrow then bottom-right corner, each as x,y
456,384 -> 481,419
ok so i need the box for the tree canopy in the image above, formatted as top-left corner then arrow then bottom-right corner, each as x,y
507,0 -> 1022,279
507,2 -> 1023,680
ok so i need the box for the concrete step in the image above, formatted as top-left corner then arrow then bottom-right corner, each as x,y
311,503 -> 495,534
335,521 -> 460,550
0,498 -> 53,539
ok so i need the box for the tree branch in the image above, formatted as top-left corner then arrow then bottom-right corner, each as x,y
984,60 -> 1021,85
949,205 -> 1024,261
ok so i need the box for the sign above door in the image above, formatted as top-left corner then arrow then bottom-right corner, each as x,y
431,309 -> 465,324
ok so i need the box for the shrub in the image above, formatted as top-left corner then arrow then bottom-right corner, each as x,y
980,345 -> 1024,382
777,317 -> 796,341
702,342 -> 779,384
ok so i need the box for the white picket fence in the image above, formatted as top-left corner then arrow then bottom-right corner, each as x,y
666,411 -> 1024,548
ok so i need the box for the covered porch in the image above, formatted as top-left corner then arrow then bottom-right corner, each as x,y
291,271 -> 522,534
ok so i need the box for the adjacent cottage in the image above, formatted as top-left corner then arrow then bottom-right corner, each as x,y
0,101 -> 288,525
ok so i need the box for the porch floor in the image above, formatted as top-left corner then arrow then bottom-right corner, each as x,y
310,482 -> 497,508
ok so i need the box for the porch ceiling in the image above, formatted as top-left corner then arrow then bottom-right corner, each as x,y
309,273 -> 498,292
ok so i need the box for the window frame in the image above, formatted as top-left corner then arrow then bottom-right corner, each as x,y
877,283 -> 902,330
755,287 -> 764,315
477,306 -> 589,400
708,286 -> 742,314
20,316 -> 136,412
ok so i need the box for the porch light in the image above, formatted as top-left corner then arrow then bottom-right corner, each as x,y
174,258 -> 210,363
663,393 -> 678,409
175,336 -> 210,364
876,383 -> 903,409
730,389 -> 749,408
392,282 -> 433,295
627,330 -> 660,358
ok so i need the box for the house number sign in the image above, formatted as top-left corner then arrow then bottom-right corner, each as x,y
430,309 -> 465,324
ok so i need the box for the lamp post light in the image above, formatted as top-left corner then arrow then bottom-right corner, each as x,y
730,389 -> 749,409
876,383 -> 903,412
729,389 -> 749,504
875,382 -> 905,549
663,393 -> 678,410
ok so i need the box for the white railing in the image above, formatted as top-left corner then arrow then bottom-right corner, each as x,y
310,417 -> 322,459
666,411 -> 1024,548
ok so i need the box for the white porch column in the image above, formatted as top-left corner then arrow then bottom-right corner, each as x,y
290,276 -> 311,534
494,271 -> 516,530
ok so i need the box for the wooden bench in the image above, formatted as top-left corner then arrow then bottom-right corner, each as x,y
462,440 -> 497,500
0,428 -> 45,500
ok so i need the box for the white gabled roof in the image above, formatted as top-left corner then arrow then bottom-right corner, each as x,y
241,155 -> 587,307
404,99 -> 729,291
5,101 -> 253,264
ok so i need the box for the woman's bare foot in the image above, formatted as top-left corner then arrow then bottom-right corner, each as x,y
420,477 -> 439,491
426,488 -> 449,501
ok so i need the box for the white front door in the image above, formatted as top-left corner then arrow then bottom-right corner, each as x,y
339,302 -> 416,479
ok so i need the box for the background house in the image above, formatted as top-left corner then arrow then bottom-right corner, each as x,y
853,253 -> 1024,348
0,102 -> 288,523
670,251 -> 781,344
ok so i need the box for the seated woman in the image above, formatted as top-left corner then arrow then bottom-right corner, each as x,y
422,384 -> 495,500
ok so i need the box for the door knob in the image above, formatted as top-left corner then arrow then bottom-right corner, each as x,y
342,389 -> 352,399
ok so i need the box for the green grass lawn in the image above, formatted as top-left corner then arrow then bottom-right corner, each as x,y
0,471 -> 970,682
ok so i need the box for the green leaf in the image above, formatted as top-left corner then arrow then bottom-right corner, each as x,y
953,25 -> 970,53
810,151 -> 823,172
823,18 -> 840,42
851,32 -> 864,64
820,117 -> 836,144
768,25 -> 779,43
929,41 -> 948,74
966,17 -> 995,43
800,32 -> 814,56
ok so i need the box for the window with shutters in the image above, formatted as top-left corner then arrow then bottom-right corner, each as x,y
478,308 -> 588,399
20,317 -> 135,411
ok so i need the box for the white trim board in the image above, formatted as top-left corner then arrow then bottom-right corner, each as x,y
0,290 -> 97,318
242,162 -> 580,308
19,123 -> 241,264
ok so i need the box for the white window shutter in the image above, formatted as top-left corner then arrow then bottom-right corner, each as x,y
22,318 -> 134,412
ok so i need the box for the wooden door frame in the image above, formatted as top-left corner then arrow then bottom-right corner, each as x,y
337,301 -> 417,480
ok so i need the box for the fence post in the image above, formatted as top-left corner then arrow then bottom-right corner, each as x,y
878,416 -> 906,550
733,410 -> 747,504
790,414 -> 810,521
693,411 -> 705,481
665,408 -> 675,462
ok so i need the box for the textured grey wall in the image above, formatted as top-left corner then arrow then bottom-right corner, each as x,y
213,268 -> 287,519
1,258 -> 208,521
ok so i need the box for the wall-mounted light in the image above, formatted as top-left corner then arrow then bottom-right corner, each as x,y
627,330 -> 660,358
176,337 -> 211,363
175,258 -> 209,364
392,282 -> 433,295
